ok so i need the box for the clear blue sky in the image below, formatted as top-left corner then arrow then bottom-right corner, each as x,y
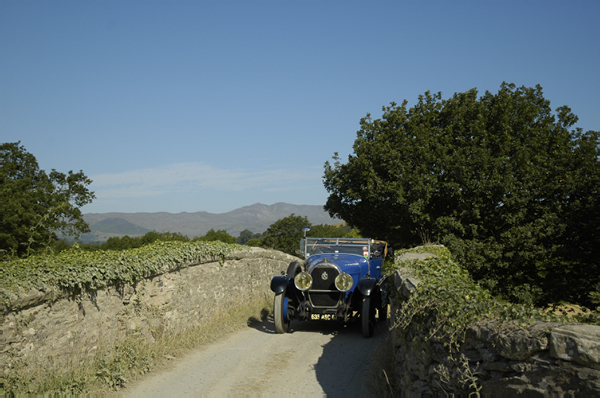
2,1 -> 599,214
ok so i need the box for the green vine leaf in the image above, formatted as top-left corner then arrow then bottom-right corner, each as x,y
0,241 -> 249,299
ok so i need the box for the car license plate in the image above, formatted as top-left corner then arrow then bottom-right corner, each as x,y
311,313 -> 336,321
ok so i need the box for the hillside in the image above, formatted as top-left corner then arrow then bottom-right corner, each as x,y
90,217 -> 153,235
81,202 -> 338,243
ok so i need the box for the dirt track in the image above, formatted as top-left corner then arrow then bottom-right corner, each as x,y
125,315 -> 390,397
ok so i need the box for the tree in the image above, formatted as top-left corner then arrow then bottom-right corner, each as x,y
1,142 -> 96,258
237,229 -> 262,245
157,231 -> 190,243
307,223 -> 349,238
261,214 -> 311,255
101,235 -> 141,251
193,229 -> 236,244
139,231 -> 163,246
323,83 -> 600,306
245,236 -> 265,247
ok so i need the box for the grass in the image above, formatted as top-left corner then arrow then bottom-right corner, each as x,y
367,331 -> 397,397
3,293 -> 273,396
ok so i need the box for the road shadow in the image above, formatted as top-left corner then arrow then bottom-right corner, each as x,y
247,312 -> 391,396
313,319 -> 390,397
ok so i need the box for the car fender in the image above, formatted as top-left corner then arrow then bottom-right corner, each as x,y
270,276 -> 291,295
379,275 -> 390,303
357,278 -> 377,297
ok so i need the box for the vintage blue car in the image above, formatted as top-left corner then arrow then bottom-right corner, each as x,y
270,237 -> 391,338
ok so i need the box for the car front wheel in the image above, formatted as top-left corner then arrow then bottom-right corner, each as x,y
361,296 -> 375,338
274,293 -> 290,333
287,261 -> 302,278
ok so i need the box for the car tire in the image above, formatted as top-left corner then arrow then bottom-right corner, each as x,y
361,296 -> 375,338
274,293 -> 290,333
287,261 -> 302,278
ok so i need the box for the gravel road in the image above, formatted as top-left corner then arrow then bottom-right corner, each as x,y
125,315 -> 390,397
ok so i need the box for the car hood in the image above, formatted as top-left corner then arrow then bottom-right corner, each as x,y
305,253 -> 367,274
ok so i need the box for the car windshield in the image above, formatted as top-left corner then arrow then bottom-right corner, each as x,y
304,237 -> 372,258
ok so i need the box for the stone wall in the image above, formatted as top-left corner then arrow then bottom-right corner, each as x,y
1,247 -> 297,379
391,250 -> 600,397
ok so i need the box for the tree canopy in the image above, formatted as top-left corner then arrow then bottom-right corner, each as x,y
306,223 -> 350,238
193,229 -> 236,244
249,215 -> 352,255
323,83 -> 600,306
1,142 -> 96,258
260,214 -> 311,255
236,229 -> 263,245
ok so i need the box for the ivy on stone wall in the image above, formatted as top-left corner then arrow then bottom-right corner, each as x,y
1,241 -> 248,295
391,247 -> 599,351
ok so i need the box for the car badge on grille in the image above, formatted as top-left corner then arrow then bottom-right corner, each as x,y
321,271 -> 329,280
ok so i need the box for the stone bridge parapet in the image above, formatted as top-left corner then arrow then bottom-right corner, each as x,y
0,247 -> 297,379
391,248 -> 600,397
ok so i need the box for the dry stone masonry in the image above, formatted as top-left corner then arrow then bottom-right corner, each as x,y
0,247 -> 297,380
3,244 -> 599,396
391,249 -> 600,397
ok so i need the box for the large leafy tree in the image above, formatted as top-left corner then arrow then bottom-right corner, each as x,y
260,214 -> 311,255
323,83 -> 599,306
1,142 -> 96,257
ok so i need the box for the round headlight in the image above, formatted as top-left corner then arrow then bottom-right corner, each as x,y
294,271 -> 313,291
335,273 -> 354,292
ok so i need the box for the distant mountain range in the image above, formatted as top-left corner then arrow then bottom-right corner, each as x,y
81,202 -> 339,243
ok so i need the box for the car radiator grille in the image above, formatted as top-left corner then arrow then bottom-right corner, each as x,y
309,265 -> 342,308
310,291 -> 343,307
